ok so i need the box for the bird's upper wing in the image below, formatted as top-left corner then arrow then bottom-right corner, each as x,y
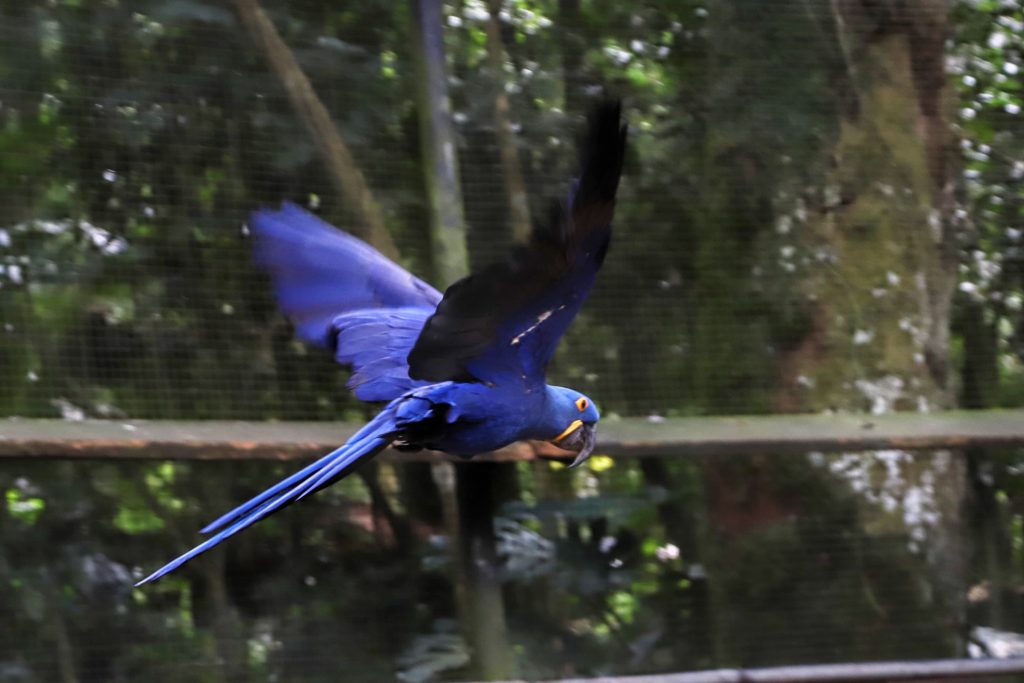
407,101 -> 626,388
249,202 -> 441,401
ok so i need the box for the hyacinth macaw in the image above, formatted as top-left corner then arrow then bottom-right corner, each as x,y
136,101 -> 626,586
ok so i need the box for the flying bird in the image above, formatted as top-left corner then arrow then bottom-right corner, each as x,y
136,101 -> 626,585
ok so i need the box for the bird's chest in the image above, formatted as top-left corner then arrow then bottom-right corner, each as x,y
419,389 -> 543,457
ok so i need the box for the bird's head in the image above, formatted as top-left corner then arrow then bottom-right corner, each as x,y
545,386 -> 600,468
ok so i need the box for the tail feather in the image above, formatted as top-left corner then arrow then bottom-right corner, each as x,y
135,415 -> 396,586
294,445 -> 360,500
197,448 -> 339,536
199,411 -> 395,535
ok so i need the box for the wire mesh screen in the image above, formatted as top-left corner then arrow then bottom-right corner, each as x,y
3,0 -> 1024,682
2,0 -> 1019,421
0,453 -> 975,682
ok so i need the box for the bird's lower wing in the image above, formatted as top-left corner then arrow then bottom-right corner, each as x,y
250,202 -> 441,346
331,307 -> 436,402
250,203 -> 441,402
134,410 -> 398,586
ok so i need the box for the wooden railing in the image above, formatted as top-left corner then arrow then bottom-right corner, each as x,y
4,408 -> 1024,461
6,409 -> 1024,682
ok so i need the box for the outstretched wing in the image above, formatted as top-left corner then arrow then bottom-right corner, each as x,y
407,100 -> 626,387
249,202 -> 441,401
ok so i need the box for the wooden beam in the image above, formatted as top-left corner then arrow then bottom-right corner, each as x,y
479,657 -> 1024,682
2,409 -> 1024,461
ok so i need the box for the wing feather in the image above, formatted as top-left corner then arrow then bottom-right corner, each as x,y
331,307 -> 435,401
407,100 -> 626,387
249,203 -> 441,401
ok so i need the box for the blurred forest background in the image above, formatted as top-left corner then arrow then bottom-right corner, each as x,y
3,0 -> 1024,681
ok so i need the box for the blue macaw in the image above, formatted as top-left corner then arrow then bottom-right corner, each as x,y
136,101 -> 626,586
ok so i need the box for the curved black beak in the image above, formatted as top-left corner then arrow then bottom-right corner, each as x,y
558,423 -> 597,468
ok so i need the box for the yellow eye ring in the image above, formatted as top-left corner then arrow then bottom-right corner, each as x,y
575,397 -> 589,412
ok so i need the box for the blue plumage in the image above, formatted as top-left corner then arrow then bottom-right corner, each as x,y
141,410 -> 400,584
249,202 -> 441,401
331,307 -> 435,401
250,202 -> 441,340
137,101 -> 625,586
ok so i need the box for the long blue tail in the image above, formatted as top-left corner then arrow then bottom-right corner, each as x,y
135,411 -> 397,586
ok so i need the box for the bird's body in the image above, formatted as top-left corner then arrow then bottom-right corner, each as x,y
137,101 -> 625,586
391,381 -> 600,457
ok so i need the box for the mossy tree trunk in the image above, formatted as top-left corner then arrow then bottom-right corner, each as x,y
779,0 -> 956,413
693,0 -> 965,663
795,0 -> 964,568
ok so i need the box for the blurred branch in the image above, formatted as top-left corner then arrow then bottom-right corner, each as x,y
410,0 -> 470,284
231,0 -> 399,259
558,0 -> 585,115
44,582 -> 79,683
485,0 -> 532,242
357,462 -> 413,548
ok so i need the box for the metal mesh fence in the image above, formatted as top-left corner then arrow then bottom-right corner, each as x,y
1,0 -> 1020,421
3,1 -> 1024,682
0,452 -> 980,682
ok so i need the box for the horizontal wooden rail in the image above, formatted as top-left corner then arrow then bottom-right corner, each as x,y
2,409 -> 1024,461
482,656 -> 1024,682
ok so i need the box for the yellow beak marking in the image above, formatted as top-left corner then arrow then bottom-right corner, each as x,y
553,419 -> 584,444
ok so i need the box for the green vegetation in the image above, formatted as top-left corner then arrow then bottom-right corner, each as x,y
1,0 -> 1023,680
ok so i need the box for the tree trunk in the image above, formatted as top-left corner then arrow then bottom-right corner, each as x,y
44,583 -> 80,683
782,0 -> 956,412
455,463 -> 517,679
693,0 -> 964,663
959,298 -> 1010,628
789,0 -> 965,651
411,0 -> 470,285
411,1 -> 514,677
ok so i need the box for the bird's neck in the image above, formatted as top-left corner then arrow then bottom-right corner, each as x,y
529,385 -> 572,440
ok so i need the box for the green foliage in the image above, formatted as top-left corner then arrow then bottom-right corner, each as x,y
0,0 -> 1009,680
950,6 -> 1024,634
5,486 -> 46,524
953,0 -> 1024,407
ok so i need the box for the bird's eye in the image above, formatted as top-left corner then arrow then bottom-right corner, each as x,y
575,397 -> 588,412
